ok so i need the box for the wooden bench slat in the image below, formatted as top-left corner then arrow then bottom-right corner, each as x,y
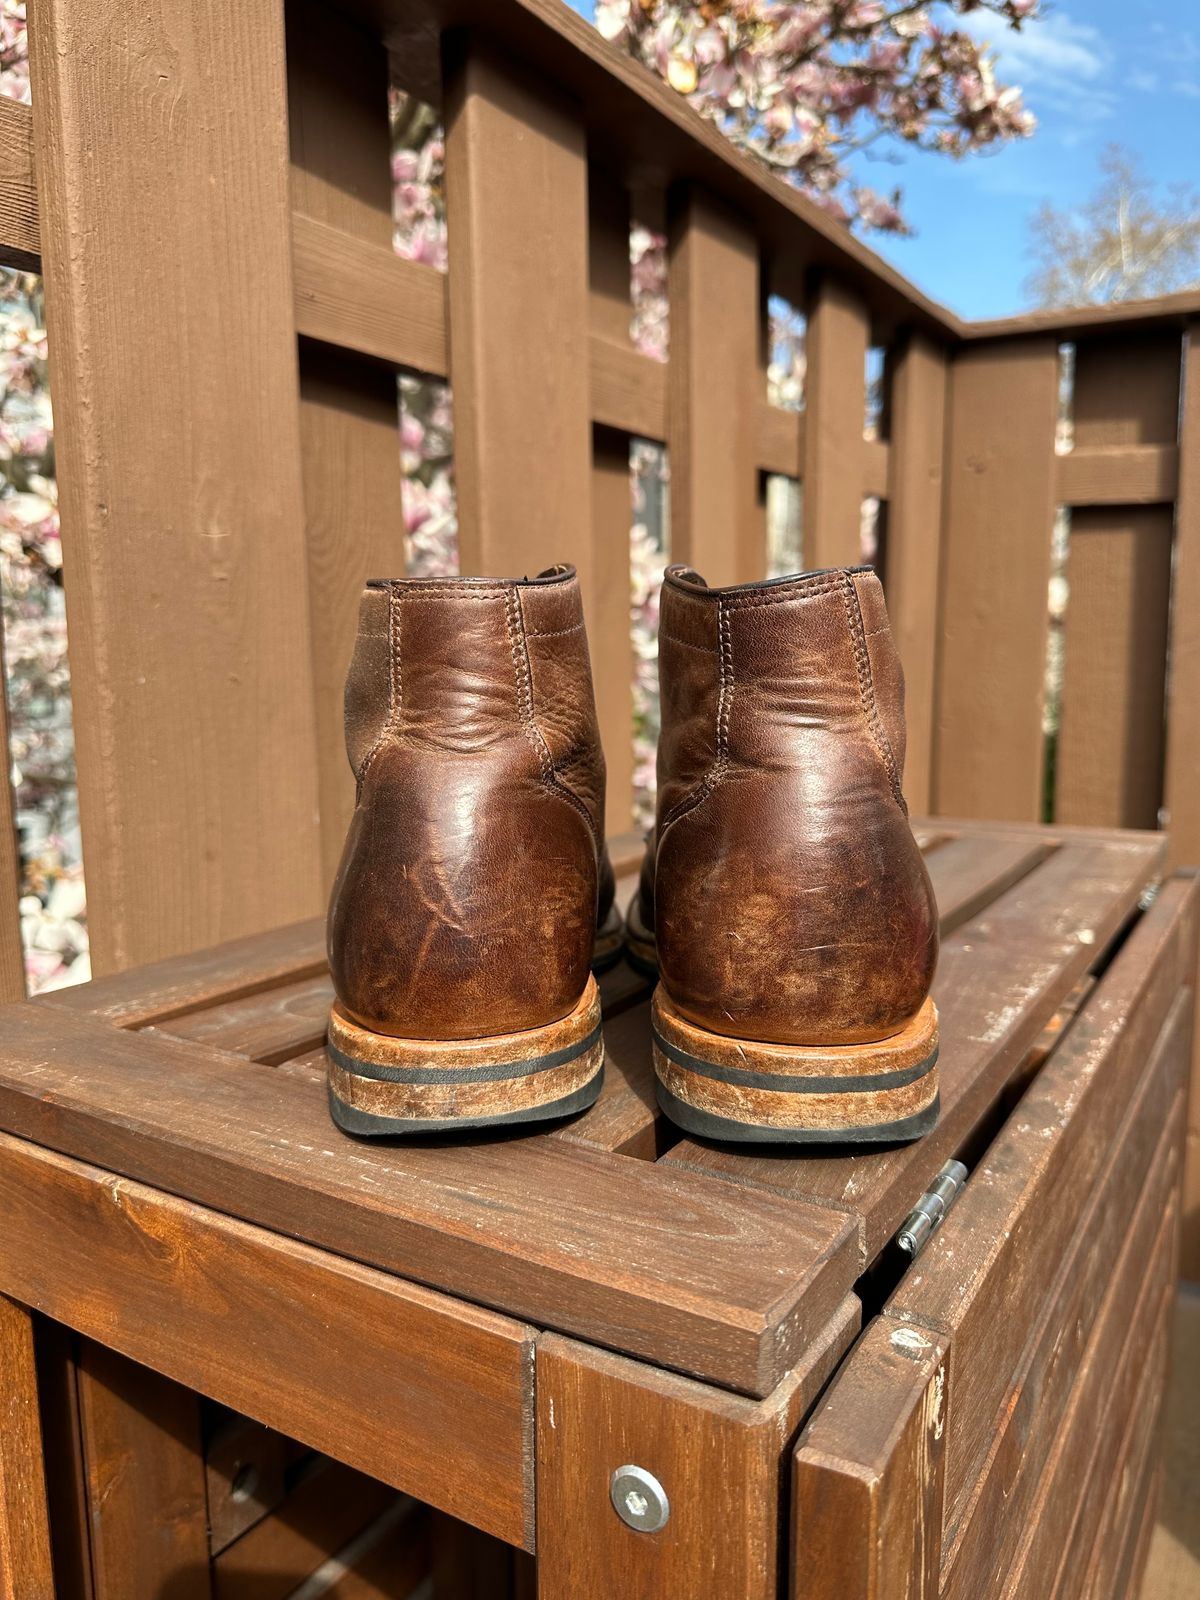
0,1005 -> 857,1397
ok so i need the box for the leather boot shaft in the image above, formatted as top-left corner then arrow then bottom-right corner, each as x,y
328,568 -> 606,1042
653,564 -> 937,1047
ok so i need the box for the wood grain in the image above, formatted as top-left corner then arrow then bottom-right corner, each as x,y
885,332 -> 948,814
0,1295 -> 54,1600
76,1343 -> 212,1599
792,1316 -> 949,1600
0,97 -> 39,271
803,276 -> 869,571
205,1415 -> 290,1558
1056,442 -> 1178,504
537,1298 -> 859,1599
288,3 -> 409,886
0,1004 -> 858,1396
667,188 -> 763,584
27,0 -> 324,973
444,40 -> 592,582
935,338 -> 1060,820
1057,334 -> 1180,830
0,1130 -> 536,1546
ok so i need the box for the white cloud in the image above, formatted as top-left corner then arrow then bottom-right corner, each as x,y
1129,68 -> 1158,93
959,9 -> 1114,118
1175,80 -> 1200,99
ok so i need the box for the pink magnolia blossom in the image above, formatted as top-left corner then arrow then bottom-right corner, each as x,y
594,0 -> 1039,231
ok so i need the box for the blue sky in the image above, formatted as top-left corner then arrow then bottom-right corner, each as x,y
568,2 -> 1200,318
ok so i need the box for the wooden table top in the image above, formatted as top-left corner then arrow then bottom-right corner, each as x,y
0,819 -> 1166,1398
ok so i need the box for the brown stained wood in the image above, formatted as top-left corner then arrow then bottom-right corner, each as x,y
31,1321 -> 93,1599
885,332 -> 948,814
27,0 -> 324,974
76,1343 -> 212,1599
590,334 -> 667,440
968,288 -> 1200,342
328,1502 -> 431,1600
0,1006 -> 858,1396
1056,442 -> 1178,505
923,832 -> 1052,934
667,189 -> 763,584
758,399 -> 804,476
288,4 -> 409,886
292,212 -> 449,373
556,997 -> 659,1158
154,971 -> 332,1063
536,1299 -> 860,1600
791,1317 -> 949,1600
205,1416 -> 290,1558
589,172 -> 638,834
0,97 -> 39,271
36,916 -> 327,1028
935,338 -> 1060,820
0,1296 -> 54,1600
1165,328 -> 1200,1277
1057,507 -> 1173,829
1004,1206 -> 1177,1600
429,1513 -> 514,1600
803,276 -> 869,571
444,41 -> 592,583
0,1132 -> 536,1547
934,1071 -> 1185,1598
1057,334 -> 1181,833
0,600 -> 24,1004
666,837 -> 1164,1262
212,1458 -> 401,1600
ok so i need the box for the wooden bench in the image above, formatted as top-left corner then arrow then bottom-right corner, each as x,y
0,820 -> 1188,1596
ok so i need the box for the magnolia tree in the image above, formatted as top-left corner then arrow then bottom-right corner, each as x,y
596,0 -> 1037,231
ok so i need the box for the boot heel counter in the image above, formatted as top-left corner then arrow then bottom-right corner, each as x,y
328,738 -> 597,1040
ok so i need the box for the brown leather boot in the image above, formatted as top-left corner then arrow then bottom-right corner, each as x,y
648,563 -> 939,1144
326,567 -> 609,1136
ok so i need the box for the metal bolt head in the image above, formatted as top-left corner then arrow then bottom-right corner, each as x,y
610,1465 -> 669,1532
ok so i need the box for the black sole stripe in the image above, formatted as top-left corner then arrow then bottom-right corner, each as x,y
329,1020 -> 603,1085
329,1068 -> 605,1138
652,1027 -> 938,1094
656,1082 -> 940,1145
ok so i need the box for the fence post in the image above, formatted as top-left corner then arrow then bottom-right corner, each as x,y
667,189 -> 762,585
885,332 -> 948,815
443,37 -> 592,585
935,339 -> 1059,821
288,0 -> 409,887
804,276 -> 869,571
27,0 -> 323,972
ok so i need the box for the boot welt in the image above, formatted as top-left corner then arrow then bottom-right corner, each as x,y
327,977 -> 604,1136
652,988 -> 939,1145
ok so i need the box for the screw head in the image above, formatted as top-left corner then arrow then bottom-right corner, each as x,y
610,1465 -> 669,1533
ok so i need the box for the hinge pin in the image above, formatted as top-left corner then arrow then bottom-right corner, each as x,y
897,1159 -> 968,1258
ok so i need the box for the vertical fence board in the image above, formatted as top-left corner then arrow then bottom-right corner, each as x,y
804,276 -> 869,572
28,0 -> 323,973
0,604 -> 23,1001
1167,326 -> 1200,1278
667,189 -> 762,585
77,1343 -> 211,1598
884,332 -> 948,815
288,0 -> 407,889
1057,335 -> 1180,829
589,172 -> 635,834
935,339 -> 1059,820
0,1297 -> 54,1600
444,40 -> 592,582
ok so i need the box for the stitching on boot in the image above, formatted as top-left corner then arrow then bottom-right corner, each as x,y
508,589 -> 600,845
658,598 -> 732,834
842,574 -> 905,810
355,583 -> 402,792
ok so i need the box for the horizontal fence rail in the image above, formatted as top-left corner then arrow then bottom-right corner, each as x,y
0,0 -> 1195,1264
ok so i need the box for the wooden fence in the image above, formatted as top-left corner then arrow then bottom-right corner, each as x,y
0,0 -> 1197,1265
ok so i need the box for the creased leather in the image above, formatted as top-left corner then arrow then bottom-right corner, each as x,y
651,564 -> 938,1047
328,567 -> 608,1041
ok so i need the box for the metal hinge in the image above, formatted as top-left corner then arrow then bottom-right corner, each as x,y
896,1159 -> 968,1259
